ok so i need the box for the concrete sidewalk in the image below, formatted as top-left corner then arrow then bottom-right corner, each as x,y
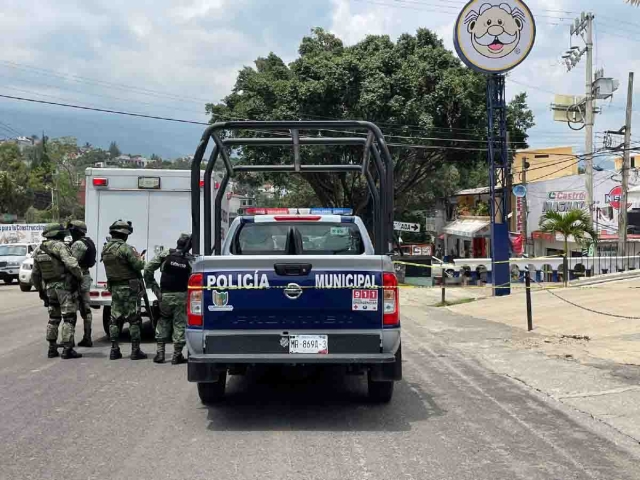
400,280 -> 640,443
442,277 -> 640,365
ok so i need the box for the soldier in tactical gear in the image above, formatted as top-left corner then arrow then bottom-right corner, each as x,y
101,220 -> 147,360
68,220 -> 96,347
144,233 -> 193,365
31,223 -> 84,359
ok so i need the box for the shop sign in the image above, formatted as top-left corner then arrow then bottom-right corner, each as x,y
543,190 -> 586,212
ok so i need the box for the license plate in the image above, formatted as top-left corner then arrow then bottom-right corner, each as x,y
289,335 -> 328,354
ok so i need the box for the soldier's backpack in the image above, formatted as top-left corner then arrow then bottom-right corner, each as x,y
79,237 -> 97,269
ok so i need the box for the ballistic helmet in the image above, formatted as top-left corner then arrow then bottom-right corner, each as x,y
109,220 -> 133,235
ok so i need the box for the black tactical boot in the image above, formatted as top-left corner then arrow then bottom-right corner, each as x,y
153,343 -> 165,364
171,352 -> 187,365
61,345 -> 82,359
110,342 -> 122,360
130,342 -> 148,360
47,341 -> 59,358
78,332 -> 93,347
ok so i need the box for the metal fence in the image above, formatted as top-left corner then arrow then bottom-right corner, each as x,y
567,242 -> 640,278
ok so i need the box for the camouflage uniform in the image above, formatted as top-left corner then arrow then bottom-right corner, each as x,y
144,233 -> 192,365
69,221 -> 95,347
31,224 -> 84,359
101,220 -> 147,360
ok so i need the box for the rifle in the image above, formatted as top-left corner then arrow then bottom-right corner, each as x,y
135,249 -> 155,325
137,272 -> 156,326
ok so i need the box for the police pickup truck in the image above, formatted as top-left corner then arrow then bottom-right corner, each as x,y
187,120 -> 401,404
186,210 -> 401,403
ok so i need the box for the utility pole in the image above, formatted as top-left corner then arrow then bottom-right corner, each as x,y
521,157 -> 528,255
566,12 -> 595,213
618,72 -> 634,264
583,13 -> 595,215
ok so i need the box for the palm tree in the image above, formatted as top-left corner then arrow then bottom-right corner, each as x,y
627,0 -> 640,5
539,209 -> 597,285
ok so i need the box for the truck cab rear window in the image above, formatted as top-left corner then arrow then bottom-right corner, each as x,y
233,222 -> 364,255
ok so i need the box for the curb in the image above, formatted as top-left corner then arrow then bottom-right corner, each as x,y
569,270 -> 640,287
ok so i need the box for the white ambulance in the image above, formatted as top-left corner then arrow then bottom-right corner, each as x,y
84,168 -> 230,335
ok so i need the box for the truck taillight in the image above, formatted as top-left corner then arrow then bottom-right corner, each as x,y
93,178 -> 108,187
199,180 -> 221,189
383,273 -> 399,326
187,273 -> 203,327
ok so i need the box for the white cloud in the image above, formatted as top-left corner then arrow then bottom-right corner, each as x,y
171,0 -> 230,22
329,0 -> 398,44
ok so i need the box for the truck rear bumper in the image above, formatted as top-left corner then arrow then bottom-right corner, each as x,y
189,352 -> 395,364
187,352 -> 396,382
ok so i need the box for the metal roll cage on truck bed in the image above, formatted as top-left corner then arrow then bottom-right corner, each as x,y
190,121 -> 394,256
188,121 -> 401,404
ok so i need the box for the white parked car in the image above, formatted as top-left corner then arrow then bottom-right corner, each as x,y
0,243 -> 37,288
19,256 -> 34,291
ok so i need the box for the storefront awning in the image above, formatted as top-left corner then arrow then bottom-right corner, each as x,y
443,218 -> 490,238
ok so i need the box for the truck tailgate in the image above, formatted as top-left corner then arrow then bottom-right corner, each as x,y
199,255 -> 385,331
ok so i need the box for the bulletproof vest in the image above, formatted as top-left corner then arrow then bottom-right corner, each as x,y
160,250 -> 192,292
36,241 -> 66,281
78,237 -> 97,269
101,241 -> 138,282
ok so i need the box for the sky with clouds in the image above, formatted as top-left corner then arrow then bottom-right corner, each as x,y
0,0 -> 639,164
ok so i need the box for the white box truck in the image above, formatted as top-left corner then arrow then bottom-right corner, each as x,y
84,168 -> 230,335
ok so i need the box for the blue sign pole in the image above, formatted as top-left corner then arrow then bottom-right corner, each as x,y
487,74 -> 511,296
452,0 -> 537,297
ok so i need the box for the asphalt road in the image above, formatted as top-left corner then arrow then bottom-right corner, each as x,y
2,283 -> 640,480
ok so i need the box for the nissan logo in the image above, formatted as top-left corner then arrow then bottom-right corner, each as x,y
284,283 -> 303,300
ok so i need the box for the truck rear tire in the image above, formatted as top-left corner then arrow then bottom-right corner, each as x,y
102,306 -> 111,336
197,373 -> 227,404
3,278 -> 14,285
19,283 -> 32,292
367,375 -> 394,403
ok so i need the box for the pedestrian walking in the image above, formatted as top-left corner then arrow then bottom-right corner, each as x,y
31,223 -> 84,359
68,220 -> 97,347
144,233 -> 193,365
101,220 -> 147,360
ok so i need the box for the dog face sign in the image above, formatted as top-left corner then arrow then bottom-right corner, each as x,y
454,1 -> 535,74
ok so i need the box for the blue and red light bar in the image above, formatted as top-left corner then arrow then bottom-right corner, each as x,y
244,207 -> 353,215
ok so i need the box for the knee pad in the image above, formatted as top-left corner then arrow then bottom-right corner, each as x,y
62,315 -> 77,326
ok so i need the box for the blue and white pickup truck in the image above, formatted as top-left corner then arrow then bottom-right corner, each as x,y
188,119 -> 400,404
186,212 -> 402,403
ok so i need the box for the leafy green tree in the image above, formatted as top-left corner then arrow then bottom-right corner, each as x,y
207,28 -> 534,220
539,209 -> 597,285
78,148 -> 109,167
506,92 -> 535,148
0,144 -> 31,217
172,158 -> 192,170
43,137 -> 83,221
108,141 -> 121,159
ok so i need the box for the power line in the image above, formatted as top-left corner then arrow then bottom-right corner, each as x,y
0,72 -> 208,116
507,78 -> 558,96
597,15 -> 640,32
0,120 -> 21,137
0,92 -> 606,160
0,60 -> 210,105
350,0 -> 573,25
597,27 -> 640,44
0,93 -> 209,126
